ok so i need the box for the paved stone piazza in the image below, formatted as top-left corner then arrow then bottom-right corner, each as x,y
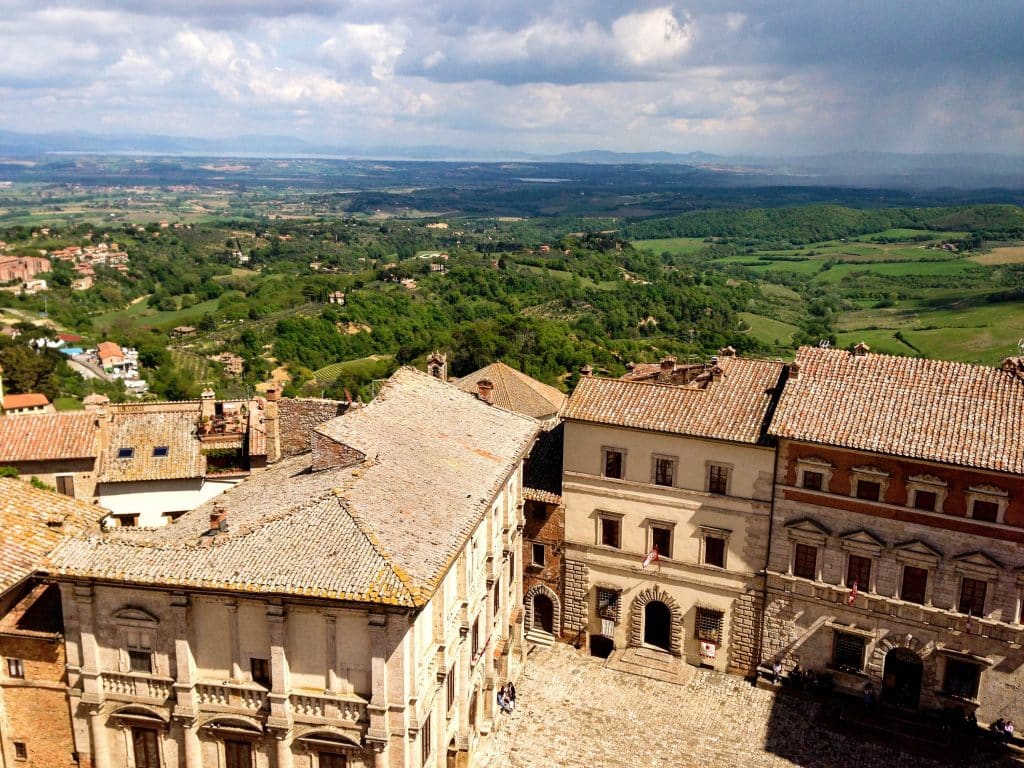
480,643 -> 1019,768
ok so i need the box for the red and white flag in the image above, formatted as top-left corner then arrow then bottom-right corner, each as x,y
642,545 -> 660,570
846,578 -> 858,606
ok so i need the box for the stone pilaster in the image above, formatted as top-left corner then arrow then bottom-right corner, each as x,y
726,586 -> 764,676
562,559 -> 590,642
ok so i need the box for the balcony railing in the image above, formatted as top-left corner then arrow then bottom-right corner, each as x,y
196,681 -> 267,713
101,672 -> 174,703
289,690 -> 368,725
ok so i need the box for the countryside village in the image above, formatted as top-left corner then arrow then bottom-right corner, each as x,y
2,342 -> 1024,767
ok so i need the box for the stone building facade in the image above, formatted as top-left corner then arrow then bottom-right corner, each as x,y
763,346 -> 1024,723
48,368 -> 539,768
522,425 -> 565,642
559,355 -> 784,674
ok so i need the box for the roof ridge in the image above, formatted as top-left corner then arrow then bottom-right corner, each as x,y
332,489 -> 419,606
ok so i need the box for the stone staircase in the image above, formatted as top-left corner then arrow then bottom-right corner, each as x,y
605,647 -> 695,686
525,628 -> 555,647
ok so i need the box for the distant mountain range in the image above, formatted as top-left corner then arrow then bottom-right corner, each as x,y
1,130 -> 1022,189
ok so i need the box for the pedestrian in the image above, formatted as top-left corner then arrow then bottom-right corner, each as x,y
507,681 -> 517,711
1005,719 -> 1015,743
497,685 -> 509,715
771,660 -> 782,685
863,681 -> 874,712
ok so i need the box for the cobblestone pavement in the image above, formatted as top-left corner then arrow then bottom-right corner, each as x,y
480,643 -> 1017,768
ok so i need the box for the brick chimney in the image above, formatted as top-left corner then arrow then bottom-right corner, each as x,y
658,357 -> 676,382
852,342 -> 870,357
477,379 -> 494,405
209,503 -> 227,533
789,362 -> 800,379
427,351 -> 448,381
711,365 -> 724,382
200,387 -> 217,420
718,346 -> 737,357
580,364 -> 593,377
264,384 -> 281,402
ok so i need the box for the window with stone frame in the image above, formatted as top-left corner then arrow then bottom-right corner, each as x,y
793,543 -> 818,580
943,659 -> 982,700
249,657 -> 270,688
125,627 -> 153,673
958,577 -> 988,616
801,470 -> 824,491
912,489 -> 938,511
650,524 -> 673,559
653,456 -> 675,487
6,658 -> 24,679
966,485 -> 1007,523
855,479 -> 881,501
596,588 -> 620,622
320,753 -> 347,768
446,667 -> 456,713
971,499 -> 999,523
598,514 -> 621,549
531,542 -> 545,567
703,535 -> 726,568
13,743 -> 26,761
831,632 -> 866,673
420,713 -> 432,766
695,608 -> 724,644
55,474 -> 75,497
707,464 -> 729,495
603,448 -> 624,480
900,565 -> 929,604
846,554 -> 872,591
224,739 -> 252,768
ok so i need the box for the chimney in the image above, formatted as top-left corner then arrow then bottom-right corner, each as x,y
264,384 -> 281,402
209,503 -> 227,533
625,361 -> 636,371
477,378 -> 494,405
200,387 -> 217,420
580,364 -> 593,377
852,342 -> 870,357
718,346 -> 737,357
658,356 -> 676,382
789,362 -> 800,379
427,350 -> 448,381
711,365 -> 724,382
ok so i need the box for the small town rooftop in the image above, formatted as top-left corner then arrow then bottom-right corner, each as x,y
48,367 -> 540,607
0,411 -> 99,462
453,360 -> 566,420
769,345 -> 1024,474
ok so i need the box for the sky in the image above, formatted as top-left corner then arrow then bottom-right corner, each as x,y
1,0 -> 1022,156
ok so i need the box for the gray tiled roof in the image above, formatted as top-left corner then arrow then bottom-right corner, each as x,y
48,368 -> 540,606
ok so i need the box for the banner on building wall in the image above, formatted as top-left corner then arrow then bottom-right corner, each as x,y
601,618 -> 615,638
700,641 -> 717,660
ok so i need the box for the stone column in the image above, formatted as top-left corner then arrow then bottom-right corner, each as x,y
325,614 -> 340,693
274,731 -> 294,768
88,705 -> 111,768
266,603 -> 292,730
182,720 -> 202,768
365,614 -> 389,748
228,601 -> 243,681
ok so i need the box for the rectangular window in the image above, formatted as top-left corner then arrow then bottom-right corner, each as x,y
224,739 -> 253,768
958,577 -> 987,616
599,517 -> 621,549
131,727 -> 159,768
13,743 -> 27,761
855,480 -> 881,501
56,475 -> 75,497
320,754 -> 347,768
900,565 -> 928,604
493,585 -> 500,615
912,490 -> 937,511
249,657 -> 270,688
471,618 -> 480,659
793,543 -> 818,580
651,525 -> 673,559
603,449 -> 623,480
708,465 -> 728,495
116,515 -> 139,528
654,457 -> 674,487
832,632 -> 866,672
971,500 -> 999,523
420,713 -> 432,766
846,555 -> 872,591
596,588 -> 619,620
695,608 -> 724,644
703,536 -> 726,568
117,447 -> 134,459
6,658 -> 24,678
943,660 -> 982,700
152,446 -> 169,457
531,543 -> 545,567
802,471 -> 823,491
446,667 -> 456,712
128,649 -> 153,674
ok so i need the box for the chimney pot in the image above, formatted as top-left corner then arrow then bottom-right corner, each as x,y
852,342 -> 870,356
789,362 -> 800,379
210,504 -> 226,532
477,378 -> 495,405
580,364 -> 593,377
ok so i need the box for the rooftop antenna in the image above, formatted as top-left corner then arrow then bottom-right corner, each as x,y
818,339 -> 831,349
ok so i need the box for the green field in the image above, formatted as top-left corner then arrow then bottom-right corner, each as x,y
54,397 -> 84,411
814,259 -> 983,284
738,312 -> 799,345
633,237 -> 709,256
312,355 -> 395,386
92,297 -> 221,334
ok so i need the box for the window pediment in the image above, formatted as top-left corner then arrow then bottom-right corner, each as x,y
908,474 -> 947,487
895,539 -> 942,564
112,607 -> 159,625
852,465 -> 889,478
796,456 -> 832,467
953,550 -> 1002,576
785,517 -> 830,543
969,484 -> 1007,497
840,528 -> 885,554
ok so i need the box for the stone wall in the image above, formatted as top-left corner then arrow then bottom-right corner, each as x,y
277,397 -> 351,458
562,558 -> 589,642
727,585 -> 764,676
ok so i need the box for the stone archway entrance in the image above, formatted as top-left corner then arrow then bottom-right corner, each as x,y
644,601 -> 672,651
533,593 -> 554,634
883,647 -> 924,709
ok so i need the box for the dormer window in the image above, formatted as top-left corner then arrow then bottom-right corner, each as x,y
152,446 -> 168,457
117,447 -> 134,459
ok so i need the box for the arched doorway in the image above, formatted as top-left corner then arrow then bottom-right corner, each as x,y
533,593 -> 554,634
882,647 -> 924,709
644,600 -> 672,651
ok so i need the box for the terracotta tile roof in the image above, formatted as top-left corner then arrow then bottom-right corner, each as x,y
97,412 -> 204,483
524,423 -> 563,504
48,368 -> 540,607
770,346 -> 1024,474
0,412 -> 99,462
453,361 -> 566,419
2,393 -> 50,410
563,357 -> 785,445
97,341 -> 123,361
0,478 -> 103,595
